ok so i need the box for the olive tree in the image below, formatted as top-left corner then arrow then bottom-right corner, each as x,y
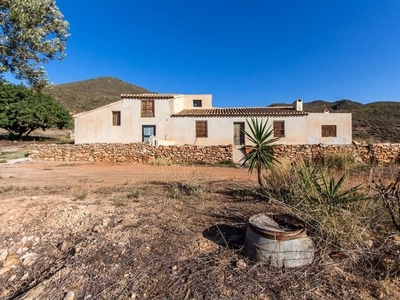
0,83 -> 72,138
0,0 -> 69,89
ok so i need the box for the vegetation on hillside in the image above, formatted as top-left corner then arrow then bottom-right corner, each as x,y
0,83 -> 72,139
45,77 -> 152,113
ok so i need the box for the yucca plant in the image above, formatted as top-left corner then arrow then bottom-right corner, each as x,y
241,118 -> 280,190
310,169 -> 363,212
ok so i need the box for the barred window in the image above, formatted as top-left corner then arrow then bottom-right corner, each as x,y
112,111 -> 121,126
273,121 -> 285,138
141,100 -> 154,117
322,125 -> 337,137
196,121 -> 207,138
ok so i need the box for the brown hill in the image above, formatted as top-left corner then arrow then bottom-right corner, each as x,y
45,77 -> 153,113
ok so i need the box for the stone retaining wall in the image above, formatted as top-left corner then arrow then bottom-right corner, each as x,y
272,143 -> 400,165
28,143 -> 234,164
28,143 -> 400,165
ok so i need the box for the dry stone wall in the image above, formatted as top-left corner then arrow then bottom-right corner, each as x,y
272,143 -> 400,165
28,143 -> 234,164
28,143 -> 400,165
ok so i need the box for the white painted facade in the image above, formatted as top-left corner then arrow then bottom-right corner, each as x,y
74,94 -> 352,147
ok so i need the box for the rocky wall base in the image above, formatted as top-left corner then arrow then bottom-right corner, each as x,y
28,143 -> 234,164
28,143 -> 400,165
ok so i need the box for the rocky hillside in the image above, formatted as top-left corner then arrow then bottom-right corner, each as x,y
45,77 -> 152,114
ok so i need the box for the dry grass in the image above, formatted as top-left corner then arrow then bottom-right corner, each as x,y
263,161 -> 400,275
0,165 -> 399,299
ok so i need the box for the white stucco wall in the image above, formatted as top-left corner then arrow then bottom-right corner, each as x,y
169,113 -> 352,146
74,94 -> 213,144
74,95 -> 351,146
169,116 -> 307,146
305,112 -> 352,145
170,94 -> 212,114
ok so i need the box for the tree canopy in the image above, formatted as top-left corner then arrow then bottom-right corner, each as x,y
0,0 -> 69,89
0,82 -> 72,138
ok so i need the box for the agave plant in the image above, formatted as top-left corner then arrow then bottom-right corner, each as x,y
241,118 -> 280,190
310,169 -> 363,212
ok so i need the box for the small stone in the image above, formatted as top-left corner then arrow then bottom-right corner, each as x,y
131,293 -> 137,299
171,265 -> 178,276
8,274 -> 16,282
63,292 -> 75,300
2,253 -> 19,267
364,239 -> 374,248
393,234 -> 400,245
20,272 -> 29,281
102,218 -> 111,227
0,267 -> 12,275
57,241 -> 68,252
21,236 -> 28,244
16,247 -> 28,255
20,253 -> 38,266
236,259 -> 247,269
93,224 -> 104,233
0,249 -> 8,263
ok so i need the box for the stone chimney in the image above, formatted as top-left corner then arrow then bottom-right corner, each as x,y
293,98 -> 303,111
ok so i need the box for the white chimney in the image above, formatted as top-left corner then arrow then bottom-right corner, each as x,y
293,98 -> 303,111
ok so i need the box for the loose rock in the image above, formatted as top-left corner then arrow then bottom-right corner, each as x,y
20,253 -> 38,266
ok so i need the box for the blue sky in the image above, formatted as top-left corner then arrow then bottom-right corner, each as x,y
9,0 -> 400,106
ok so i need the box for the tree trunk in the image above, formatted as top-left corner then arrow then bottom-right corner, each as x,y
257,164 -> 266,191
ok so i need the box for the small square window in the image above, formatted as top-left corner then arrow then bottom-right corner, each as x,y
112,111 -> 121,126
193,100 -> 202,107
322,125 -> 337,137
141,100 -> 154,117
196,121 -> 207,138
273,121 -> 285,138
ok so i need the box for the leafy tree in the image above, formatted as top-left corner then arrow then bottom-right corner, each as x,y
0,0 -> 69,89
0,82 -> 72,138
241,118 -> 280,190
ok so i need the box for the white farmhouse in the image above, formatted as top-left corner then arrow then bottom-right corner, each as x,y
74,94 -> 352,147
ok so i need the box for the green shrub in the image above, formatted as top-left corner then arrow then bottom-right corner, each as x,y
312,153 -> 355,170
0,149 -> 28,160
167,179 -> 208,199
74,192 -> 87,201
153,158 -> 172,166
127,188 -> 142,199
218,160 -> 236,167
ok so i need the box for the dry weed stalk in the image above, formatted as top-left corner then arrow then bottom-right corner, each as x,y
373,172 -> 400,231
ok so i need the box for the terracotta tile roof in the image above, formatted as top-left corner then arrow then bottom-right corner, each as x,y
171,107 -> 309,117
121,93 -> 175,99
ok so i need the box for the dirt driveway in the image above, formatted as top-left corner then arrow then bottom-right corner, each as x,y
0,160 -> 255,188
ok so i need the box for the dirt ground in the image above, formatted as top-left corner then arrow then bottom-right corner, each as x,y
1,158 -> 400,299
